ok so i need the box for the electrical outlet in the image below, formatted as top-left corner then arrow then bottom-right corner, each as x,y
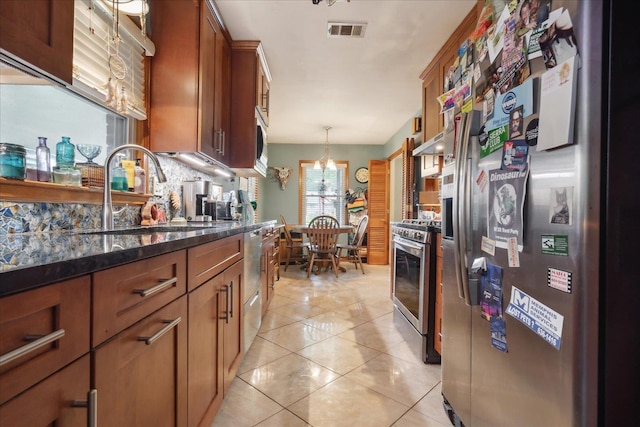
151,176 -> 163,197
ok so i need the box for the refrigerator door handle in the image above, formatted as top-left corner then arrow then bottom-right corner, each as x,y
452,113 -> 466,301
458,112 -> 472,305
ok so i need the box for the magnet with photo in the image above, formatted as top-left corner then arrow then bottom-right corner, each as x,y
549,186 -> 573,225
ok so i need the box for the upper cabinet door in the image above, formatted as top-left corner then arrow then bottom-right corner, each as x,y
0,0 -> 74,84
199,3 -> 219,160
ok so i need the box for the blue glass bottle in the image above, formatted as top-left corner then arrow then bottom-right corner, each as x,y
56,136 -> 75,168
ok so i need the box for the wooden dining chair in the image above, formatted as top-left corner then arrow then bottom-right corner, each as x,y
306,215 -> 340,277
279,214 -> 309,271
336,215 -> 368,274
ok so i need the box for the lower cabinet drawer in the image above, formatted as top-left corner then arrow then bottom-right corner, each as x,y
0,276 -> 90,404
0,354 -> 91,427
94,296 -> 188,427
92,250 -> 187,347
188,234 -> 243,291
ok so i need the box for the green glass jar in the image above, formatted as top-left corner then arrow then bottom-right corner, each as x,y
56,136 -> 75,168
0,143 -> 27,180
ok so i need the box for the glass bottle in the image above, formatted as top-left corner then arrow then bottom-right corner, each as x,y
110,160 -> 129,191
134,158 -> 146,193
56,136 -> 75,168
36,137 -> 51,182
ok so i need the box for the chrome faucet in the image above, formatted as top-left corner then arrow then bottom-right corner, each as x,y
102,144 -> 167,230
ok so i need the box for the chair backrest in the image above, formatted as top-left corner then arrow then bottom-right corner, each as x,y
308,215 -> 339,229
351,215 -> 369,247
306,227 -> 339,254
280,214 -> 294,245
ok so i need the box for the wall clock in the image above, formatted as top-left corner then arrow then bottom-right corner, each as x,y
355,167 -> 369,183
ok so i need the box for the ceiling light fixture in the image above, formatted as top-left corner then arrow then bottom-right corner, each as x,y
109,0 -> 149,16
314,126 -> 337,171
312,0 -> 350,6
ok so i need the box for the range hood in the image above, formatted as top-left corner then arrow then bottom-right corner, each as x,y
413,131 -> 446,156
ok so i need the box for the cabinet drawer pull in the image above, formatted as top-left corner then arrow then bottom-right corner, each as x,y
133,277 -> 178,297
222,285 -> 230,324
138,317 -> 181,346
0,328 -> 65,367
229,282 -> 234,319
73,389 -> 97,427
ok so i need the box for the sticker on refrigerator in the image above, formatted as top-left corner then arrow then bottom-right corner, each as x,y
501,140 -> 529,172
547,268 -> 572,293
476,169 -> 489,193
549,187 -> 573,225
506,286 -> 564,349
490,317 -> 508,353
541,234 -> 569,256
481,236 -> 496,256
507,237 -> 520,267
480,263 -> 503,321
487,167 -> 529,251
480,125 -> 508,158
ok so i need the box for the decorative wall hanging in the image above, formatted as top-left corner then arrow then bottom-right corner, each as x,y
273,166 -> 293,190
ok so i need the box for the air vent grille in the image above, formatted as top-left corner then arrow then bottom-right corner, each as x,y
327,22 -> 367,38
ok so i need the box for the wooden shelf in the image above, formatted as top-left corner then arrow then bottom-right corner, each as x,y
0,178 -> 152,205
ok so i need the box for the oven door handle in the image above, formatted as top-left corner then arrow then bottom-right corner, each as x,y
393,236 -> 425,252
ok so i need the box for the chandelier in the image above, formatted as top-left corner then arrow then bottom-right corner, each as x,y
314,126 -> 337,171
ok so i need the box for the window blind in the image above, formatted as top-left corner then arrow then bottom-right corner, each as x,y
300,161 -> 348,225
73,0 -> 150,119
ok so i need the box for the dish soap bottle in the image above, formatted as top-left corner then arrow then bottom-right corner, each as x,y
36,136 -> 51,182
134,158 -> 146,193
55,136 -> 75,169
110,156 -> 128,191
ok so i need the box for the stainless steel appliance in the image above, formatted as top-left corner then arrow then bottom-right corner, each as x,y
243,229 -> 262,353
439,2 -> 638,425
205,201 -> 232,221
391,219 -> 441,364
182,179 -> 222,222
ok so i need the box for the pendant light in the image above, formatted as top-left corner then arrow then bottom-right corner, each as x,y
314,126 -> 337,171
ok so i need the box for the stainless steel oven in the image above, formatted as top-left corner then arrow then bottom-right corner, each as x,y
391,220 -> 440,363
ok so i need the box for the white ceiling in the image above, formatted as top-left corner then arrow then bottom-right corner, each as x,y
215,0 -> 476,145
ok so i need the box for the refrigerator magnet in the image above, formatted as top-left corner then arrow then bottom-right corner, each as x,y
547,267 -> 572,293
549,187 -> 573,225
541,234 -> 569,256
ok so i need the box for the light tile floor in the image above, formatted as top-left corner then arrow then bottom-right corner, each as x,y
211,264 -> 451,427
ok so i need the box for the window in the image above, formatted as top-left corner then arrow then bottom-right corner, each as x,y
299,161 -> 348,225
73,0 -> 153,119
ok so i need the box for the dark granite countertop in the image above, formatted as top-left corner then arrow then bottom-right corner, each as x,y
0,220 -> 277,297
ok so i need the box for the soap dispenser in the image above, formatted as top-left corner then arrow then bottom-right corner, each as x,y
110,155 -> 128,191
134,158 -> 146,193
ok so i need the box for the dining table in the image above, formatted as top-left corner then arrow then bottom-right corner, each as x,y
289,224 -> 354,274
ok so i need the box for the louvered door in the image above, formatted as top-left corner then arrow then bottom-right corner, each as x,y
366,159 -> 389,265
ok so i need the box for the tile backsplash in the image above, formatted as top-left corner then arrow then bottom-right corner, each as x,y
0,156 -> 235,234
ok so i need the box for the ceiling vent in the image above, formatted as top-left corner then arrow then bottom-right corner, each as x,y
327,22 -> 367,38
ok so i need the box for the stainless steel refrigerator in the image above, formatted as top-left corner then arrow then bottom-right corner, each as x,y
439,1 -> 638,426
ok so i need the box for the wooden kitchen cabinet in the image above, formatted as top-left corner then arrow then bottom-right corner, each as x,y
187,272 -> 224,427
187,256 -> 243,427
92,250 -> 187,347
0,276 -> 90,405
188,233 -> 243,291
94,295 -> 188,427
0,0 -> 74,84
0,354 -> 91,427
261,226 -> 280,314
150,0 -> 231,163
230,40 -> 271,177
420,5 -> 479,142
